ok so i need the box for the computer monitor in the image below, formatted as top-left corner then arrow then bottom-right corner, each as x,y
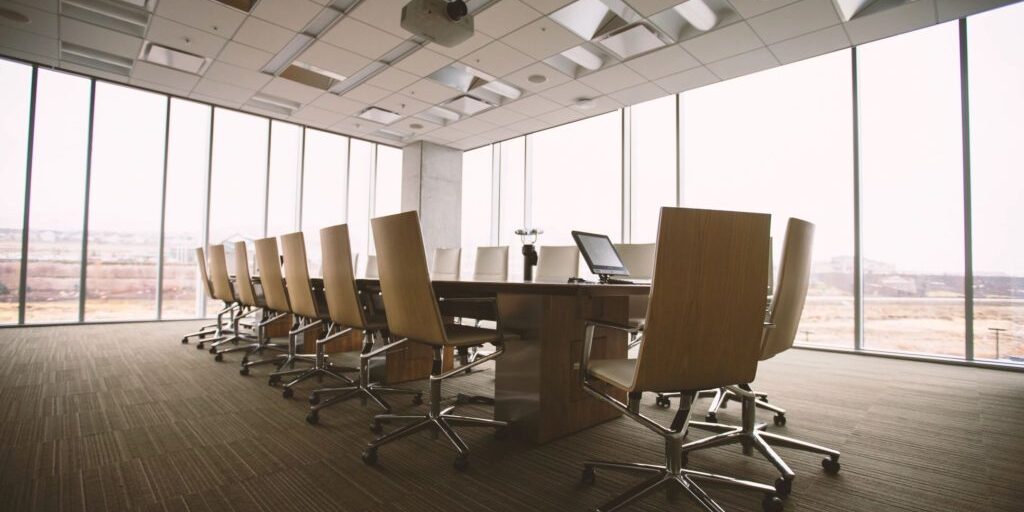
571,231 -> 630,282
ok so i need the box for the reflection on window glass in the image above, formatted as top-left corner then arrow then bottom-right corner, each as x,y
301,129 -> 348,276
85,83 -> 166,321
682,50 -> 854,348
462,145 -> 493,278
0,59 -> 32,323
630,95 -> 676,243
859,22 -> 965,357
162,99 -> 210,319
348,139 -> 373,266
25,70 -> 91,323
530,112 -> 622,279
499,138 -> 525,280
267,121 -> 303,237
968,2 -> 1024,363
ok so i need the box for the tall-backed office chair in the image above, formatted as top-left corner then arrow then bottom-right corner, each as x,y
181,247 -> 232,345
269,231 -> 355,399
614,243 -> 655,348
365,254 -> 378,278
432,247 -> 461,280
361,211 -> 511,471
305,224 -> 422,424
534,245 -> 579,282
578,207 -> 784,512
473,246 -> 509,281
203,244 -> 254,354
680,218 -> 841,497
222,241 -> 288,367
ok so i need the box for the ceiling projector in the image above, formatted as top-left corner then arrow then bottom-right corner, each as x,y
401,0 -> 474,47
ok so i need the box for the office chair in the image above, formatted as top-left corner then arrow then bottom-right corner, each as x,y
432,247 -> 462,280
365,254 -> 379,278
614,243 -> 655,349
268,231 -> 356,399
361,211 -> 511,471
222,241 -> 290,368
534,245 -> 579,282
202,244 -> 255,354
305,224 -> 423,424
181,247 -> 233,346
461,246 -> 510,369
579,207 -> 783,512
679,218 -> 841,497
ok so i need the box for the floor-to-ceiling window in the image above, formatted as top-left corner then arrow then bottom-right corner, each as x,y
629,95 -> 677,244
0,59 -> 32,324
859,22 -> 966,357
461,145 -> 493,278
347,139 -> 373,266
498,138 -> 526,280
967,2 -> 1024,363
301,129 -> 348,276
266,121 -> 303,238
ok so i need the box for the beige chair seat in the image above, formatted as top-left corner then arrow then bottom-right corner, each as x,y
588,358 -> 637,391
444,324 -> 516,347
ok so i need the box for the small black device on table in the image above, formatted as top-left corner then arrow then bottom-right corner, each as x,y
570,230 -> 634,284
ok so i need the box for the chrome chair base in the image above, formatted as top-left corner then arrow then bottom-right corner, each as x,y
656,385 -> 785,425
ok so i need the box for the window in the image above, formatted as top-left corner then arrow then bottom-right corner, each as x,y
681,50 -> 855,348
347,139 -> 373,265
461,145 -> 493,278
374,145 -> 402,217
859,23 -> 965,357
0,59 -> 32,323
24,69 -> 91,323
301,129 -> 348,276
967,2 -> 1024,363
498,138 -> 525,280
266,121 -> 303,237
162,99 -> 211,319
629,95 -> 677,243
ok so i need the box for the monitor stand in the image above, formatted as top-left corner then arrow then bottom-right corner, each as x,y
598,274 -> 633,285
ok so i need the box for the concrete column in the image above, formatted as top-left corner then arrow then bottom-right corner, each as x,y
401,141 -> 462,265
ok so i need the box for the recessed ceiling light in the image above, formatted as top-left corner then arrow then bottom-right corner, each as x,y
598,23 -> 667,60
574,97 -> 595,110
358,107 -> 403,125
409,123 -> 424,130
442,95 -> 494,116
673,0 -> 717,31
0,7 -> 30,23
140,42 -> 210,74
527,74 -> 547,84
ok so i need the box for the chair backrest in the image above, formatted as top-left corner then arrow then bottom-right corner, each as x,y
432,247 -> 462,280
320,224 -> 367,329
365,254 -> 379,278
254,237 -> 291,313
614,243 -> 656,280
535,245 -> 579,282
761,218 -> 815,361
207,244 -> 234,303
233,241 -> 258,307
473,246 -> 509,281
632,207 -> 771,393
194,247 -> 215,297
280,231 -> 320,320
371,211 -> 448,345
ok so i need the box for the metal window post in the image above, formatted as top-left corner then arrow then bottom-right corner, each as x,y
959,18 -> 975,361
263,121 -> 273,238
621,107 -> 632,243
17,66 -> 38,325
675,94 -> 683,207
523,137 -> 532,231
200,107 -> 215,318
78,79 -> 97,323
852,47 -> 864,351
490,143 -> 500,245
156,96 -> 171,320
297,128 -> 307,231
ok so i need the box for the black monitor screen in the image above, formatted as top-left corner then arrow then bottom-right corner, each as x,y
571,231 -> 629,276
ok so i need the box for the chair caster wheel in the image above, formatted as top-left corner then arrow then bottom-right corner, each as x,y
209,347 -> 217,354
282,387 -> 293,399
455,393 -> 468,405
181,337 -> 188,344
369,421 -> 383,435
411,393 -> 423,406
774,477 -> 792,497
581,467 -> 596,485
773,414 -> 786,426
822,456 -> 841,474
214,353 -> 223,362
655,396 -> 671,408
196,343 -> 204,350
453,455 -> 469,471
705,412 -> 718,423
268,376 -> 279,387
762,495 -> 784,512
308,394 -> 320,405
494,426 -> 509,440
362,448 -> 377,466
306,411 -> 319,425
239,367 -> 249,376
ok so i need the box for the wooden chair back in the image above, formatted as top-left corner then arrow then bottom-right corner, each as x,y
614,243 -> 656,280
633,207 -> 771,392
233,241 -> 258,307
194,247 -> 215,297
320,224 -> 367,329
280,231 -> 319,320
207,244 -> 234,303
371,211 -> 447,346
432,248 -> 462,280
254,237 -> 291,313
761,218 -> 815,361
365,254 -> 379,278
473,246 -> 509,281
535,245 -> 579,282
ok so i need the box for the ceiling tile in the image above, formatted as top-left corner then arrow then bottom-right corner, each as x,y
609,81 -> 668,105
500,15 -> 583,60
844,0 -> 937,45
937,0 -> 1016,23
502,61 -> 573,93
203,60 -> 272,90
448,116 -> 498,134
365,66 -> 420,92
61,62 -> 128,83
309,92 -> 365,114
61,17 -> 143,59
130,77 -> 192,97
536,106 -> 586,126
12,0 -> 56,13
505,94 -> 562,116
474,106 -> 529,126
375,93 -> 431,117
291,105 -> 342,125
428,125 -> 473,142
154,0 -> 246,38
393,47 -> 454,76
623,44 -> 700,80
707,46 -> 779,79
394,117 -> 442,134
343,83 -> 393,103
430,31 -> 493,59
332,116 -> 385,134
0,1 -> 57,38
624,0 -> 682,17
217,42 -> 273,70
681,21 -> 764,63
321,17 -> 404,60
0,26 -> 57,60
519,0 -> 574,14
399,79 -> 461,104
727,0 -> 802,18
480,126 -> 519,142
539,80 -> 602,105
146,16 -> 227,58
193,77 -> 255,103
233,16 -> 294,54
748,0 -> 842,45
242,104 -> 289,120
260,76 -> 323,104
461,41 -> 533,77
579,64 -> 647,94
298,41 -> 371,78
653,65 -> 719,92
769,24 -> 850,64
575,95 -> 623,115
349,0 -> 409,37
475,0 -> 542,38
131,60 -> 202,90
507,117 -> 550,134
252,0 -> 324,32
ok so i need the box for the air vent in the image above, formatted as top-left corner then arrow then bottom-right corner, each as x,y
416,106 -> 461,125
597,23 -> 667,60
441,95 -> 493,116
210,0 -> 257,13
61,0 -> 150,37
358,107 -> 403,125
280,62 -> 346,91
549,0 -> 641,41
61,42 -> 134,77
649,0 -> 738,42
140,42 -> 210,74
376,128 -> 411,141
427,64 -> 521,107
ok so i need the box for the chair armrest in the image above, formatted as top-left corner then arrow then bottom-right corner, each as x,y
586,319 -> 641,334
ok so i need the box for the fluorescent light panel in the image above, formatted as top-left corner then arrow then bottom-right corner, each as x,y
673,0 -> 717,31
358,107 -> 403,125
210,0 -> 257,13
141,42 -> 209,74
442,95 -> 493,116
61,42 -> 134,76
597,23 -> 667,59
61,0 -> 149,37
